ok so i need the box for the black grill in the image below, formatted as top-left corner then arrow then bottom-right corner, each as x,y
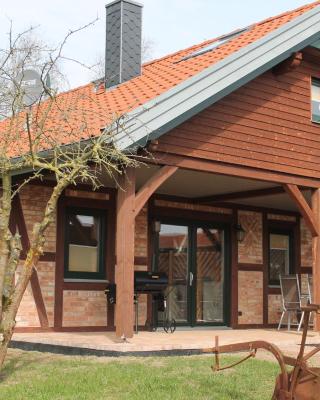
104,271 -> 173,334
104,272 -> 168,305
134,271 -> 168,294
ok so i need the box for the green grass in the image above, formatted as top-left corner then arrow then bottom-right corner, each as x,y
0,350 -> 279,400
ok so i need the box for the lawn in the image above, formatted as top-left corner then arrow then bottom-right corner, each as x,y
0,349 -> 279,399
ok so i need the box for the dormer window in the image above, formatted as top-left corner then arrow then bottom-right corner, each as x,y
311,78 -> 320,123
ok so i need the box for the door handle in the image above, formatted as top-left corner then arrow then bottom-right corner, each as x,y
189,272 -> 194,286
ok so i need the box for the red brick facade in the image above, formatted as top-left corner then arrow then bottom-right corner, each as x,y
15,185 -> 313,330
238,211 -> 263,265
238,271 -> 263,325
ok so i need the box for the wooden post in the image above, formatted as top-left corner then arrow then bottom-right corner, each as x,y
115,165 -> 178,338
312,189 -> 320,331
115,167 -> 136,338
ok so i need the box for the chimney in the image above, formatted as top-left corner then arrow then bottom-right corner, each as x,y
105,0 -> 143,88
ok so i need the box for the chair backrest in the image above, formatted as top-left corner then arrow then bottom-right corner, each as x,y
279,275 -> 301,310
307,275 -> 313,304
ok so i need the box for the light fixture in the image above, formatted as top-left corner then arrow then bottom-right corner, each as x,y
154,221 -> 161,233
236,224 -> 245,243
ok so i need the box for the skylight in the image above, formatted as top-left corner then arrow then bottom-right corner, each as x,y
179,27 -> 251,62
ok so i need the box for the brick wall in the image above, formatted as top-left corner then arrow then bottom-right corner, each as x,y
17,184 -> 56,328
19,184 -> 56,252
268,294 -> 282,324
267,214 -> 296,222
16,183 -> 313,330
154,199 -> 232,214
135,207 -> 148,258
238,211 -> 263,264
238,271 -> 263,324
16,280 -> 40,327
134,207 -> 148,326
63,291 -> 107,327
301,218 -> 312,268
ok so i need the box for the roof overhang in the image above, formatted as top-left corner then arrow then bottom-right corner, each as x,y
112,5 -> 320,150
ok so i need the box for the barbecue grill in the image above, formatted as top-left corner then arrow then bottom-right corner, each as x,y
134,271 -> 168,293
134,271 -> 169,333
105,271 -> 175,333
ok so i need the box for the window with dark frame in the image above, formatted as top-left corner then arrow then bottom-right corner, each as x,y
311,78 -> 320,123
268,231 -> 292,287
64,207 -> 106,280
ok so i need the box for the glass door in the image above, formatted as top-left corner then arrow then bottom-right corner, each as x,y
193,227 -> 225,324
157,223 -> 190,324
155,221 -> 229,327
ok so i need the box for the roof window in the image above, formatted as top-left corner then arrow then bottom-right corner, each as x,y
179,27 -> 251,62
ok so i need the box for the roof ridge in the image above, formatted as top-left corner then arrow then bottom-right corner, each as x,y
143,1 -> 320,68
254,0 -> 320,27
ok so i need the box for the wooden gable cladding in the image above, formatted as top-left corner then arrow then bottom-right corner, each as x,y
156,54 -> 320,181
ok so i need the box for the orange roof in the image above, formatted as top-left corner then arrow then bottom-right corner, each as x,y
2,0 -> 320,157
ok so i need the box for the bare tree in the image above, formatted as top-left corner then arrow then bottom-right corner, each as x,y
0,22 -> 142,369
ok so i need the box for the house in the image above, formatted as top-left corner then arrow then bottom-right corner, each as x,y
12,0 -> 320,339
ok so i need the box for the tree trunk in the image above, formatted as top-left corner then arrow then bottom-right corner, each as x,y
0,180 -> 67,370
0,250 -> 40,369
0,173 -> 12,320
0,316 -> 15,368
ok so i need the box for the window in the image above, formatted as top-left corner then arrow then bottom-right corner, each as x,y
268,231 -> 292,286
179,27 -> 251,62
64,208 -> 106,279
311,78 -> 320,123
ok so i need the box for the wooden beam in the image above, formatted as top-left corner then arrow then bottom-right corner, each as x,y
115,168 -> 136,339
30,269 -> 49,328
272,52 -> 303,76
149,152 -> 320,189
283,184 -> 319,237
312,189 -> 320,331
134,166 -> 178,217
11,194 -> 49,328
196,186 -> 285,204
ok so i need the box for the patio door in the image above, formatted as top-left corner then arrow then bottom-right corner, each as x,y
155,221 -> 229,327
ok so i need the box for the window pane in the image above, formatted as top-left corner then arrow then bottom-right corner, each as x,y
196,228 -> 224,323
311,79 -> 320,122
158,224 -> 189,323
269,233 -> 290,285
67,213 -> 100,273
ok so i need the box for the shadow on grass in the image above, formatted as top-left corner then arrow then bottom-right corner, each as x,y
0,350 -> 47,382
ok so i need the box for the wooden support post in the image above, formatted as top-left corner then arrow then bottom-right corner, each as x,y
115,167 -> 136,339
283,184 -> 319,237
134,166 -> 178,218
312,189 -> 320,331
115,165 -> 178,338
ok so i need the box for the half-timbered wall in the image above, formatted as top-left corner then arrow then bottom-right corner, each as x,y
15,185 -> 149,329
16,185 -> 56,328
15,182 -> 314,330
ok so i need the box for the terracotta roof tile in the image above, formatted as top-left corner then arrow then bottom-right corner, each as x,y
2,1 -> 320,157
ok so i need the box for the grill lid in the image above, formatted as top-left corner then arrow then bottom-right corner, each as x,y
134,271 -> 168,293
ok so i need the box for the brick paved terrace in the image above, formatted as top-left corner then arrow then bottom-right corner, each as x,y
10,328 -> 320,361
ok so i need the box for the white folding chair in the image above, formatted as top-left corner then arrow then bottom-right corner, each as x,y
278,275 -> 303,331
307,275 -> 313,304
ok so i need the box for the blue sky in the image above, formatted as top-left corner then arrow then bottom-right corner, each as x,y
0,0 -> 315,88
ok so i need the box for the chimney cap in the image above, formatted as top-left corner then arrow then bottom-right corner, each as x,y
105,0 -> 143,9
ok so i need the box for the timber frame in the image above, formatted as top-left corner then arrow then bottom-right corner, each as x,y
11,163 -> 319,335
115,165 -> 178,338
